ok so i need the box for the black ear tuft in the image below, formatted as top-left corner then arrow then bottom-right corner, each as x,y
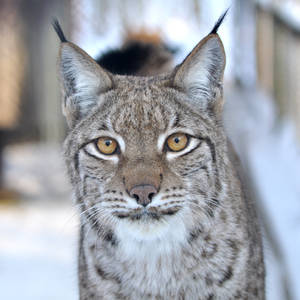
52,18 -> 67,43
209,8 -> 229,35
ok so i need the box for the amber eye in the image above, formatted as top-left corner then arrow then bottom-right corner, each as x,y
96,137 -> 118,155
166,133 -> 188,152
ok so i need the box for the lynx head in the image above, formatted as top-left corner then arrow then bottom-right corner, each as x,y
54,13 -> 228,243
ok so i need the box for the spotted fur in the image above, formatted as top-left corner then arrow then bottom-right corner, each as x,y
54,13 -> 265,300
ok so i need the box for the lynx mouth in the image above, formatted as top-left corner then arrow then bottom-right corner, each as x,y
114,206 -> 181,221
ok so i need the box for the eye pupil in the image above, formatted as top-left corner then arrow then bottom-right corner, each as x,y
166,133 -> 188,152
96,137 -> 117,155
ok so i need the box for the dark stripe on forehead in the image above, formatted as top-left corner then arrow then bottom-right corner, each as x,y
158,103 -> 171,131
98,123 -> 109,131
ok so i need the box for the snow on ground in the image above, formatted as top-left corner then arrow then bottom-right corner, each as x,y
0,144 -> 78,300
0,202 -> 78,300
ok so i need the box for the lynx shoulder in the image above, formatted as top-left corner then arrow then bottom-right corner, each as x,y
54,11 -> 265,299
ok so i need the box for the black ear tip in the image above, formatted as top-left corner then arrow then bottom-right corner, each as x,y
209,8 -> 229,35
52,17 -> 68,43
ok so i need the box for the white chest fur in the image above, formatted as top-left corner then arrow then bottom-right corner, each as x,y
109,213 -> 190,296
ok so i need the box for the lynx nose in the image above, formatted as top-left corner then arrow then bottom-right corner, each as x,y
130,184 -> 157,207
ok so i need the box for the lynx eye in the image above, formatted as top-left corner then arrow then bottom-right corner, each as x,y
96,137 -> 118,155
166,133 -> 188,152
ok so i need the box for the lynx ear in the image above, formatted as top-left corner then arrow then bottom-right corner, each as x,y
58,42 -> 112,127
173,33 -> 225,112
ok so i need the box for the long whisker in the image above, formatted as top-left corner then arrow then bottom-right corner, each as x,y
61,201 -> 100,230
83,206 -> 117,240
94,208 -> 119,250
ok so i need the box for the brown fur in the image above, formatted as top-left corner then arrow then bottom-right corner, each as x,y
55,19 -> 265,299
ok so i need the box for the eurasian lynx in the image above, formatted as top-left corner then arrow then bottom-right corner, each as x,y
54,12 -> 265,300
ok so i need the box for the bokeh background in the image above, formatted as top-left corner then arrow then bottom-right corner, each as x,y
0,0 -> 299,299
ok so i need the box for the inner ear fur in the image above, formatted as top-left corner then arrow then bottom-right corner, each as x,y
172,34 -> 226,112
58,42 -> 112,127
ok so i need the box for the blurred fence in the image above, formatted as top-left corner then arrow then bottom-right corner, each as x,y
256,0 -> 300,141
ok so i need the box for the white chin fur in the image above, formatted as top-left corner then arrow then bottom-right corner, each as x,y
115,208 -> 188,245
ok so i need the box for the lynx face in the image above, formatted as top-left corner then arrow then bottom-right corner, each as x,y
66,77 -> 224,241
59,31 -> 226,242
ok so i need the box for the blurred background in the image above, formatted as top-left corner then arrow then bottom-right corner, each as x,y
0,0 -> 299,299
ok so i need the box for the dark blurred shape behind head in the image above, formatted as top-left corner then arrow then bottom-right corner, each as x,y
96,30 -> 175,76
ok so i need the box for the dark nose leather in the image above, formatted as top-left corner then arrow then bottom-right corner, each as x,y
130,184 -> 157,207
